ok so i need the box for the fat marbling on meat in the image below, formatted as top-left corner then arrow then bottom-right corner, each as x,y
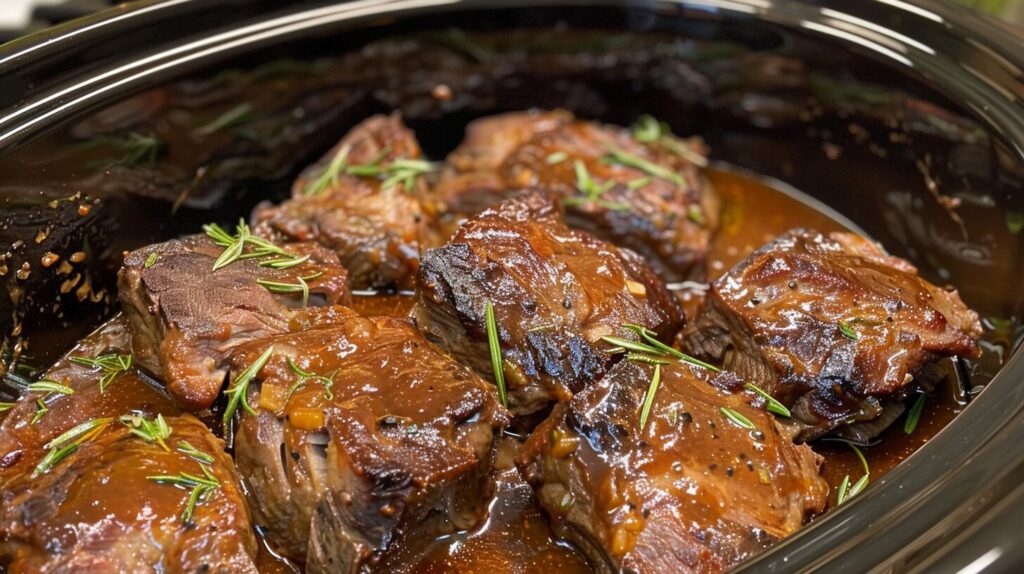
229,312 -> 509,572
435,110 -> 718,281
118,234 -> 350,410
683,229 -> 982,441
414,190 -> 684,415
518,360 -> 828,574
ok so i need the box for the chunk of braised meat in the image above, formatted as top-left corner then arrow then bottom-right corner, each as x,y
0,415 -> 258,573
230,314 -> 509,571
118,234 -> 350,409
414,191 -> 683,415
252,113 -> 441,290
0,315 -> 179,478
518,360 -> 828,574
683,229 -> 982,441
435,110 -> 717,281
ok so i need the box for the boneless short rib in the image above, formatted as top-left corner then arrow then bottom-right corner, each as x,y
414,191 -> 683,415
518,360 -> 828,573
684,229 -> 982,440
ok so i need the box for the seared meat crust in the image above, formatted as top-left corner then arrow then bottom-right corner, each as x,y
436,110 -> 717,281
683,229 -> 982,440
414,191 -> 683,415
230,315 -> 509,571
518,360 -> 827,574
118,234 -> 349,410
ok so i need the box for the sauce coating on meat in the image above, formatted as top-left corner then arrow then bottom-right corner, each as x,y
436,110 -> 717,281
684,228 -> 982,441
119,234 -> 350,409
252,113 -> 441,290
415,191 -> 683,415
229,314 -> 509,571
518,360 -> 828,573
0,415 -> 258,573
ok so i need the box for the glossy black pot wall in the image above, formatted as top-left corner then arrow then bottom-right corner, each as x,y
0,1 -> 1022,572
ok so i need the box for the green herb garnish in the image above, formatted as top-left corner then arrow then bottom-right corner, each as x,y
743,382 -> 791,418
120,413 -> 172,451
31,399 -> 48,424
485,301 -> 508,408
223,346 -> 274,425
563,160 -> 629,211
144,252 -> 158,268
720,406 -> 756,430
626,176 -> 651,190
621,323 -> 720,372
630,114 -> 709,167
639,364 -> 662,431
286,359 -> 336,401
904,392 -> 927,434
838,321 -> 859,341
177,440 -> 216,465
27,380 -> 75,395
603,147 -> 684,185
0,402 -> 13,412
545,151 -> 568,164
625,352 -> 672,365
837,444 -> 871,505
203,219 -> 306,271
147,465 -> 221,524
69,353 -> 133,393
256,272 -> 322,307
32,417 -> 113,477
80,132 -> 161,168
303,144 -> 353,196
197,102 -> 258,136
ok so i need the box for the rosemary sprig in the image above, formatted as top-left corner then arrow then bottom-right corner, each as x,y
223,346 -> 274,425
144,252 -> 159,268
69,353 -> 133,393
27,380 -> 75,395
0,402 -> 13,412
286,359 -> 337,401
177,440 -> 216,465
303,144 -> 352,196
202,220 -> 305,271
32,399 -> 47,424
603,147 -> 684,185
837,444 -> 871,505
33,417 -> 113,477
621,323 -> 720,372
147,465 -> 221,524
720,406 -> 756,430
120,413 -> 172,452
904,393 -> 927,434
256,272 -> 322,307
743,382 -> 791,418
485,302 -> 509,408
639,364 -> 662,430
197,102 -> 258,136
563,160 -> 629,212
630,114 -> 709,167
80,132 -> 161,168
838,320 -> 859,341
379,159 -> 437,192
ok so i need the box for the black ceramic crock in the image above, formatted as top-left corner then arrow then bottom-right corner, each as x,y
0,1 -> 1021,572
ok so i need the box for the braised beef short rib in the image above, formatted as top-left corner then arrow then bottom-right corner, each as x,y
230,314 -> 509,571
0,415 -> 258,573
119,234 -> 350,409
414,191 -> 683,415
252,113 -> 441,290
518,360 -> 828,574
683,229 -> 982,441
435,110 -> 718,281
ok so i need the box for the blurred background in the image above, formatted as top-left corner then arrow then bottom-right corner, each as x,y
1,0 -> 1023,43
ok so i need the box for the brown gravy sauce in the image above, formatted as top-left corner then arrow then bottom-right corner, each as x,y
330,167 -> 970,571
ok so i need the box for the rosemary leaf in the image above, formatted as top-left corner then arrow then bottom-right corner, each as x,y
621,324 -> 720,372
223,346 -> 274,425
639,364 -> 662,430
720,406 -> 756,430
177,440 -> 216,465
838,320 -> 859,341
120,413 -> 172,451
903,392 -> 927,435
603,147 -> 683,185
743,382 -> 791,418
485,302 -> 508,408
27,380 -> 74,395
